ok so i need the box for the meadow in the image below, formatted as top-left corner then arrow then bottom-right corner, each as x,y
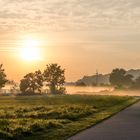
0,95 -> 138,140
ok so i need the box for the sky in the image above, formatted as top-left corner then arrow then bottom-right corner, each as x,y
0,0 -> 140,82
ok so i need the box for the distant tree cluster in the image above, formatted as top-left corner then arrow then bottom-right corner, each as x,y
0,63 -> 65,94
20,64 -> 65,94
132,77 -> 140,89
0,64 -> 140,95
110,68 -> 140,89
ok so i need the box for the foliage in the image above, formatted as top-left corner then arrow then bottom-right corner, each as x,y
43,64 -> 65,94
0,95 -> 137,140
0,64 -> 7,89
110,68 -> 133,88
20,70 -> 43,94
123,74 -> 134,86
19,64 -> 65,94
132,76 -> 140,89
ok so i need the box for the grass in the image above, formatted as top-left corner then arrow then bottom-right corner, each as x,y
0,94 -> 138,140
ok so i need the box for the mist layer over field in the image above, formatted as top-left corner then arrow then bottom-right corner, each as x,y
1,85 -> 140,97
66,86 -> 140,96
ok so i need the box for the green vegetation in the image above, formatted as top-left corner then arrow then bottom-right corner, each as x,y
110,68 -> 140,89
20,64 -> 65,94
43,64 -> 65,94
132,76 -> 140,89
0,95 -> 138,140
110,68 -> 133,88
20,70 -> 43,94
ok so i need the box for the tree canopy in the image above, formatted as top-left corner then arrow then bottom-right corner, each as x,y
132,76 -> 140,89
20,70 -> 43,94
109,68 -> 133,88
20,64 -> 65,94
43,64 -> 65,94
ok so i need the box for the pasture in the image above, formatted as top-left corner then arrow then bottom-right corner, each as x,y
0,95 -> 138,140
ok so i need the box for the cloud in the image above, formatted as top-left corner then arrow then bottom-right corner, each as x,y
0,0 -> 140,33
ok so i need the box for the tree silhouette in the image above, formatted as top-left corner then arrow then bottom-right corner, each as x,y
0,64 -> 7,89
132,76 -> 140,89
20,70 -> 43,94
110,68 -> 133,88
123,74 -> 133,87
43,64 -> 65,94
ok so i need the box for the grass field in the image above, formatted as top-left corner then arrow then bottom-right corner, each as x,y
0,95 -> 138,140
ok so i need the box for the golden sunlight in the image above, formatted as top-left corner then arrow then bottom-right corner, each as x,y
20,38 -> 42,61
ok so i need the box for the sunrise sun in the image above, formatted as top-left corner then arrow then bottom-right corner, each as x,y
20,38 -> 42,61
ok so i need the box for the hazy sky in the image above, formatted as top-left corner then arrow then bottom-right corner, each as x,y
0,0 -> 140,82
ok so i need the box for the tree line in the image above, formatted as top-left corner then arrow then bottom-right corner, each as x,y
110,68 -> 140,89
0,65 -> 140,95
0,64 -> 65,94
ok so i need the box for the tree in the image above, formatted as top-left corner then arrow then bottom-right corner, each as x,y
109,68 -> 133,88
43,64 -> 65,94
123,74 -> 133,87
20,70 -> 43,94
0,64 -> 7,89
8,80 -> 19,93
132,76 -> 140,89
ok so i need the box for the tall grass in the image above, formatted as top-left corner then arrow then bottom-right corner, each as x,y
0,95 -> 138,140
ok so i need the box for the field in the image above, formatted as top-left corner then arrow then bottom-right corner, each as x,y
0,95 -> 138,140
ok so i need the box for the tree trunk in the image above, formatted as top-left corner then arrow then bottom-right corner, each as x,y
50,83 -> 56,94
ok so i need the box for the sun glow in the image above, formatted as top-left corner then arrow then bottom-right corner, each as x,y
20,38 -> 42,61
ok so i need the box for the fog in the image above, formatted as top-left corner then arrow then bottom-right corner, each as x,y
66,86 -> 114,94
66,86 -> 140,96
1,85 -> 140,97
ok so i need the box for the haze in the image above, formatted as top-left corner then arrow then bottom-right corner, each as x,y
0,0 -> 140,82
